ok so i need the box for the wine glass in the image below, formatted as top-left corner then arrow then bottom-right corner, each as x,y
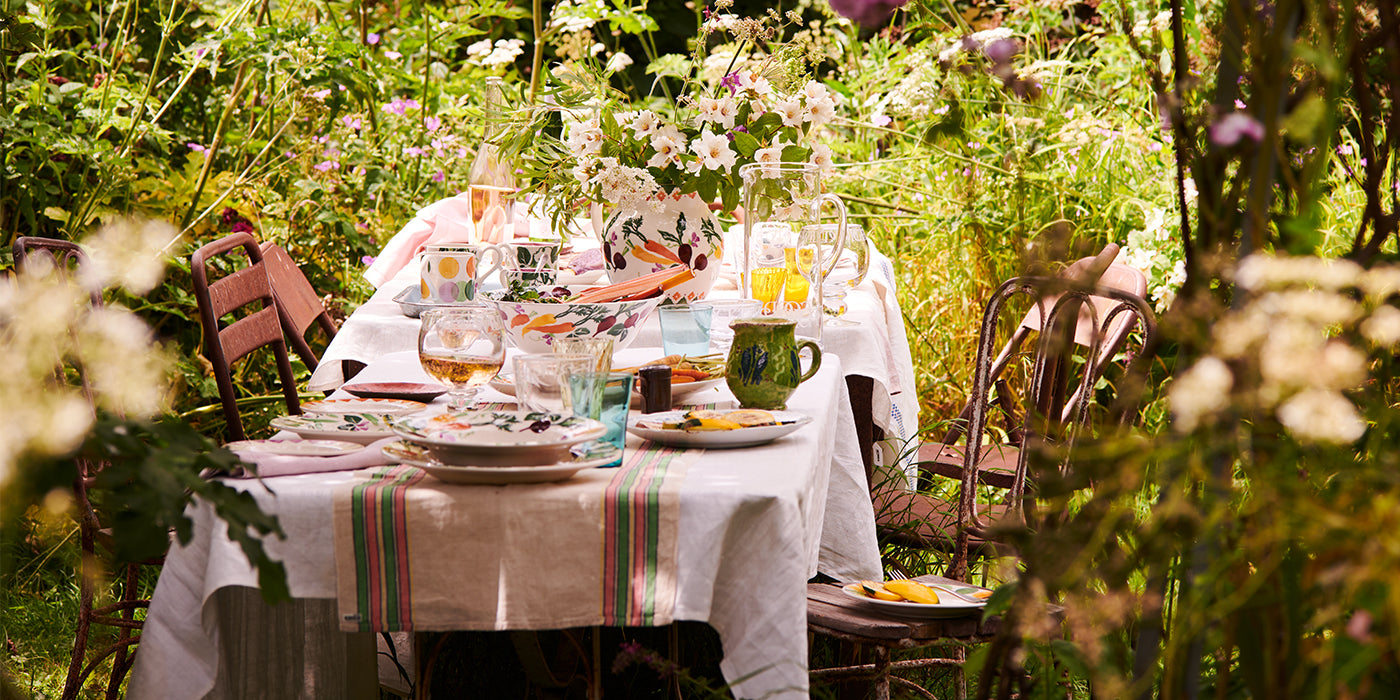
418,305 -> 506,410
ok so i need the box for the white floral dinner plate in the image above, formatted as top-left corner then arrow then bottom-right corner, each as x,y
381,440 -> 618,484
301,398 -> 427,416
839,582 -> 987,619
392,410 -> 607,466
270,413 -> 397,445
225,439 -> 365,456
627,410 -> 812,448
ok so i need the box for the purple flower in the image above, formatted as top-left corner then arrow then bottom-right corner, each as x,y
872,114 -> 892,127
231,221 -> 254,234
188,143 -> 208,153
362,255 -> 377,265
1337,144 -> 1354,155
721,71 -> 742,94
433,170 -> 445,182
425,116 -> 441,132
381,97 -> 421,116
405,147 -> 426,157
385,50 -> 402,59
1209,112 -> 1265,147
367,33 -> 380,45
314,160 -> 340,172
827,0 -> 908,25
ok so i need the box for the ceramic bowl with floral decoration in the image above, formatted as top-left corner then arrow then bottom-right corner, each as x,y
484,295 -> 663,354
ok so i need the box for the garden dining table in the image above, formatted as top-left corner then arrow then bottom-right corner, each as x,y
128,346 -> 884,699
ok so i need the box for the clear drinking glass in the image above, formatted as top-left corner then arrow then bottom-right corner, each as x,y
553,337 -> 615,373
658,303 -> 714,357
513,353 -> 594,413
704,299 -> 763,353
418,305 -> 506,410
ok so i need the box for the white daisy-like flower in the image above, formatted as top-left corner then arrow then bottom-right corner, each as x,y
805,95 -> 837,127
1168,356 -> 1234,432
774,95 -> 804,128
690,130 -> 737,171
612,110 -> 639,127
693,96 -> 726,127
754,142 -> 786,165
738,70 -> 774,98
604,51 -> 634,73
647,131 -> 685,169
630,111 -> 660,139
802,80 -> 830,102
1277,388 -> 1366,444
808,143 -> 834,171
714,96 -> 738,129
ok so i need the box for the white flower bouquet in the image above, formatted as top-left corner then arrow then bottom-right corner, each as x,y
509,9 -> 839,219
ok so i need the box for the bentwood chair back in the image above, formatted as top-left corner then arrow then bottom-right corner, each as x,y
874,271 -> 1156,581
258,241 -> 338,371
12,236 -> 103,306
191,232 -> 302,441
14,236 -> 155,700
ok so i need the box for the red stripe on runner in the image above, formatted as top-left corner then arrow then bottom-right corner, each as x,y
392,467 -> 423,630
363,476 -> 385,630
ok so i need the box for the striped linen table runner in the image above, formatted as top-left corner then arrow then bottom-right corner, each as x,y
333,440 -> 698,632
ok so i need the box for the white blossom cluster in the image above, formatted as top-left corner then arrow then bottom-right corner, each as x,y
1131,11 -> 1174,38
1121,202 -> 1188,311
466,39 -> 525,68
0,220 -> 178,494
557,71 -> 836,205
1169,254 -> 1400,445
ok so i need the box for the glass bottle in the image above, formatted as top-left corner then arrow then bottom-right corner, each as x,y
468,77 -> 517,245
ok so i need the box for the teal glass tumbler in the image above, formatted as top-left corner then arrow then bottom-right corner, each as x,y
566,371 -> 634,467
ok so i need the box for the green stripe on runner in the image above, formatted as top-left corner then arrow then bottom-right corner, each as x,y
379,469 -> 404,631
612,449 -> 647,621
639,451 -> 668,625
351,475 -> 373,632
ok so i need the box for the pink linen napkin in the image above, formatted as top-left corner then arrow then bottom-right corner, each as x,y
363,193 -> 477,288
229,437 -> 398,478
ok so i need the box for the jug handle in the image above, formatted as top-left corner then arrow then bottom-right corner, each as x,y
475,245 -> 506,285
797,339 -> 822,384
809,193 -> 848,281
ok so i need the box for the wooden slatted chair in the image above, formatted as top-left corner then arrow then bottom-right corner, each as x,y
13,237 -> 152,700
191,232 -> 302,441
258,241 -> 338,372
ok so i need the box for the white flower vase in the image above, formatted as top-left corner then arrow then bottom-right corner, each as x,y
600,192 -> 723,303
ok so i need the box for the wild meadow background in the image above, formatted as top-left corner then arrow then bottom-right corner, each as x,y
3,0 -> 1397,696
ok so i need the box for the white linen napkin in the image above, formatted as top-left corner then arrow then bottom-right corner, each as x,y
229,437 -> 399,478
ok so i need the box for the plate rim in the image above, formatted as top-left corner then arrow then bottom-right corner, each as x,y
341,381 -> 448,400
225,438 -> 365,456
300,398 -> 427,415
391,410 -> 609,450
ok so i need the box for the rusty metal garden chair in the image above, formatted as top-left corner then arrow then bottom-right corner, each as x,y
13,236 -> 154,700
816,272 -> 1154,699
258,241 -> 338,372
191,232 -> 302,441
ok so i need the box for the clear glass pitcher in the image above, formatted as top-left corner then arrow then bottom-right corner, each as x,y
738,162 -> 847,339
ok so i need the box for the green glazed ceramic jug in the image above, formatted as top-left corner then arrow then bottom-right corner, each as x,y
725,317 -> 822,410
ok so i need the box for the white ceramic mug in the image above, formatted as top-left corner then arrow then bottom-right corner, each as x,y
420,244 -> 505,303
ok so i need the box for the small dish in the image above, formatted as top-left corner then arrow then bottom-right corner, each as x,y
270,413 -> 397,444
393,285 -> 476,318
489,374 -> 725,404
225,439 -> 365,456
381,440 -> 619,484
341,382 -> 448,402
627,410 -> 812,448
839,582 -> 986,619
392,409 -> 608,466
301,398 -> 426,416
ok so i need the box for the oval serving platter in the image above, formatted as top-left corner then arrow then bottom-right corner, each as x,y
270,413 -> 397,445
301,398 -> 426,416
626,410 -> 812,449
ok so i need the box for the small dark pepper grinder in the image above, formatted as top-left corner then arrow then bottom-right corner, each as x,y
637,365 -> 672,414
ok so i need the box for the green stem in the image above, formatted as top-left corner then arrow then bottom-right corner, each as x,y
530,0 -> 544,100
181,62 -> 253,231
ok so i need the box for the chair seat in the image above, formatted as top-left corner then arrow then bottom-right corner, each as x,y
917,442 -> 1021,490
872,488 -> 1011,552
807,580 -> 999,644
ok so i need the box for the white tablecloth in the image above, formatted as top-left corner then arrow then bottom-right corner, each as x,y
129,349 -> 881,699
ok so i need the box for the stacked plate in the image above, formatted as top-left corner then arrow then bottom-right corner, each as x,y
269,398 -> 428,445
383,409 -> 615,484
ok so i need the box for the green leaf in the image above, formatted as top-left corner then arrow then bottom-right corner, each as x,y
42,206 -> 68,221
645,54 -> 691,79
698,169 -> 719,202
731,131 -> 760,158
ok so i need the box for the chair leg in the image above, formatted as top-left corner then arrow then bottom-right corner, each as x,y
62,549 -> 98,700
872,645 -> 891,700
104,563 -> 141,700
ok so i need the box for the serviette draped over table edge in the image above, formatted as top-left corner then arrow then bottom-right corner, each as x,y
332,443 -> 700,633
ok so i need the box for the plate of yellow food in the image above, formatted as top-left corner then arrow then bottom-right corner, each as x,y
840,579 -> 990,618
627,409 -> 811,448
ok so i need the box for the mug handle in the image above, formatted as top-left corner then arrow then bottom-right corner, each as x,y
475,245 -> 506,284
796,339 -> 822,384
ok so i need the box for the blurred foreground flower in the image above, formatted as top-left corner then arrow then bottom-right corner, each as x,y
827,0 -> 907,25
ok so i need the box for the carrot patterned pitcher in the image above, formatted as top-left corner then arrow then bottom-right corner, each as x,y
725,317 -> 821,410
